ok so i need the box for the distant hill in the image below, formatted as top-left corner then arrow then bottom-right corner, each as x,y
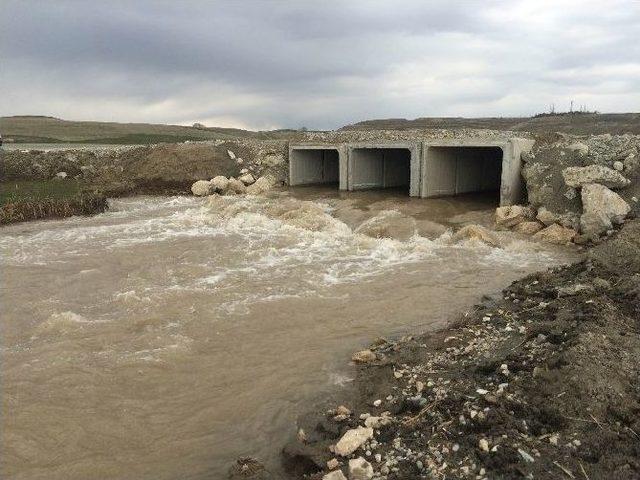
2,113 -> 639,145
0,116 -> 297,144
341,113 -> 640,135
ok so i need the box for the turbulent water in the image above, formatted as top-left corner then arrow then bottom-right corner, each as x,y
0,188 -> 580,479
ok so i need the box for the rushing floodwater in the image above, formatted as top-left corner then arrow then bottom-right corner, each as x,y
0,188 -> 580,479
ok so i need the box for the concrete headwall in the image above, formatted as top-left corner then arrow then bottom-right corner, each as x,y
289,136 -> 533,205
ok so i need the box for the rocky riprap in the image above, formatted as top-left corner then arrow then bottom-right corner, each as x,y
521,133 -> 639,243
282,220 -> 640,480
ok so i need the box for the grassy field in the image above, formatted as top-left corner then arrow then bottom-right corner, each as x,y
341,112 -> 640,135
0,180 -> 107,224
0,116 -> 296,145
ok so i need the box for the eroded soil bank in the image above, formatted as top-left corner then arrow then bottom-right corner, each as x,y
281,220 -> 640,480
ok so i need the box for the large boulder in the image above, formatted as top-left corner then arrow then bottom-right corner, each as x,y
334,427 -> 373,456
533,224 -> 577,245
191,180 -> 213,196
495,205 -> 534,228
246,176 -> 276,195
581,183 -> 630,233
562,165 -> 630,189
210,175 -> 229,192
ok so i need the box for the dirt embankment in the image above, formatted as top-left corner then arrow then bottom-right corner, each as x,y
281,220 -> 640,480
0,140 -> 289,197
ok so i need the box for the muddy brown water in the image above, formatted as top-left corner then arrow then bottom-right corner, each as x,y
0,187 -> 580,479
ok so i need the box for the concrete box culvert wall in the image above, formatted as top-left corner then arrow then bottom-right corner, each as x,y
289,146 -> 346,189
347,143 -> 421,196
421,138 -> 534,206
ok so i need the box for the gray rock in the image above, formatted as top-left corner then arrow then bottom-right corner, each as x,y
567,142 -> 589,157
348,457 -> 374,480
562,165 -> 630,189
580,211 -> 612,237
613,161 -> 624,171
536,207 -> 580,231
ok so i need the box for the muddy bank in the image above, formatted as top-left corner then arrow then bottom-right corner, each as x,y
0,192 -> 107,224
281,219 -> 640,480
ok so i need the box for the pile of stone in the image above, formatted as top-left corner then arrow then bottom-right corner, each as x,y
190,172 -> 276,197
514,134 -> 638,244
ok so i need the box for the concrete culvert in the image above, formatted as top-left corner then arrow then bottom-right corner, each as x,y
349,148 -> 412,193
289,147 -> 340,187
422,146 -> 503,200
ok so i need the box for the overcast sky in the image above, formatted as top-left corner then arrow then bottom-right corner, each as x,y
1,0 -> 639,130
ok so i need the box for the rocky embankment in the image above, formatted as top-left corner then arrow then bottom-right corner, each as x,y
277,219 -> 640,480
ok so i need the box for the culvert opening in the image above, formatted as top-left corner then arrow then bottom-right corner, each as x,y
350,148 -> 411,193
423,146 -> 503,200
289,148 -> 340,187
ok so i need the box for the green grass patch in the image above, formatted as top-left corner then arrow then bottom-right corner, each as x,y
0,180 -> 107,224
0,179 -> 84,205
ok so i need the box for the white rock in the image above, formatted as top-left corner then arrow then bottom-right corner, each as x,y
479,438 -> 490,452
240,168 -> 249,174
581,183 -> 630,226
191,180 -> 213,196
613,161 -> 624,171
364,415 -> 391,428
227,150 -> 236,160
238,172 -> 256,185
210,175 -> 229,192
323,470 -> 347,480
334,427 -> 374,456
348,457 -> 374,480
246,175 -> 276,195
55,171 -> 68,179
236,158 -> 244,164
562,165 -> 630,189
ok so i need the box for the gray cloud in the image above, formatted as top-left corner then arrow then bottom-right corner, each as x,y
1,0 -> 639,129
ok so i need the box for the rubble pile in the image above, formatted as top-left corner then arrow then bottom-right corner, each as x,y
521,133 -> 639,244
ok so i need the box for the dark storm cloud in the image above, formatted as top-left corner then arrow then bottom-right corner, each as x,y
1,0 -> 639,129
